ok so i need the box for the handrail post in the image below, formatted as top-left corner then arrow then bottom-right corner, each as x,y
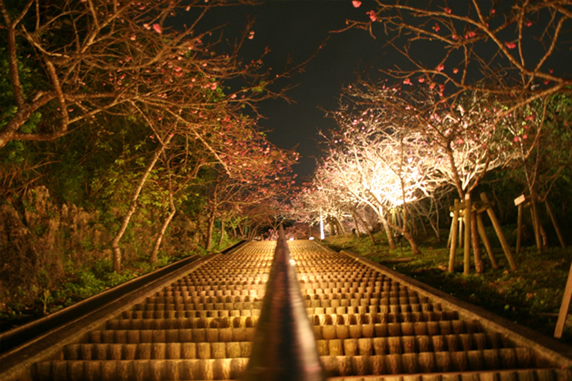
242,226 -> 326,381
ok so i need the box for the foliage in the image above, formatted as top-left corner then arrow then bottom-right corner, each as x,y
0,244 -> 213,332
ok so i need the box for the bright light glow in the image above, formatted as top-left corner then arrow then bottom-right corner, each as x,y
289,237 -> 294,241
309,236 -> 315,240
289,259 -> 296,266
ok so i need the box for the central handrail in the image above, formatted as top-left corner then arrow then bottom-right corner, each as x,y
242,227 -> 326,381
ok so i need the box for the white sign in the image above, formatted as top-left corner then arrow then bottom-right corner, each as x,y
514,194 -> 526,206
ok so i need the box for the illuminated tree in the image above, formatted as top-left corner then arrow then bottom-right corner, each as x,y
320,80 -> 515,260
344,81 -> 514,199
317,122 -> 439,255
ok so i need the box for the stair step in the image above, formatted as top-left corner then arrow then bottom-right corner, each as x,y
86,327 -> 255,344
32,358 -> 248,381
312,320 -> 483,340
62,342 -> 252,360
315,333 -> 511,356
105,316 -> 258,330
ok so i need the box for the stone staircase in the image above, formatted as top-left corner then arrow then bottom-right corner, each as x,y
31,240 -> 572,380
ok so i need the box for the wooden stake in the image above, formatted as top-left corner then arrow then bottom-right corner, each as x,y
448,199 -> 460,272
555,261 -> 572,338
545,200 -> 566,249
480,193 -> 517,271
516,203 -> 522,254
476,213 -> 498,269
464,194 -> 472,275
447,217 -> 454,249
458,210 -> 464,248
471,209 -> 483,274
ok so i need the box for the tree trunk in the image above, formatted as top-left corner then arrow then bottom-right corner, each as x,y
354,211 -> 377,244
545,200 -> 566,248
111,134 -> 173,273
378,207 -> 396,249
205,210 -> 215,251
150,207 -> 176,264
401,229 -> 421,255
351,212 -> 361,238
529,193 -> 543,252
218,219 -> 225,248
334,216 -> 346,235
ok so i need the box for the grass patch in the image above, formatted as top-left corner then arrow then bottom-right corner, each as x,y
323,231 -> 572,345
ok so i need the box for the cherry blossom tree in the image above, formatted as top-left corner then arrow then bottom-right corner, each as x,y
199,135 -> 298,248
316,122 -> 439,255
0,0 -> 308,272
343,0 -> 572,114
316,79 -> 516,260
0,0 -> 292,149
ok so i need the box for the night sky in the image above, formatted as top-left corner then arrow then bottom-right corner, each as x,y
191,0 -> 389,180
190,1 -> 572,181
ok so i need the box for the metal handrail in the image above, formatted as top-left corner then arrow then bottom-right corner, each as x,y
242,227 -> 326,381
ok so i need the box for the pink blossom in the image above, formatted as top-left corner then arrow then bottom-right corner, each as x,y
143,23 -> 151,30
367,10 -> 377,22
418,77 -> 425,83
453,68 -> 459,74
152,24 -> 162,34
444,7 -> 452,14
432,23 -> 440,32
210,83 -> 217,90
352,1 -> 361,8
403,78 -> 412,85
130,35 -> 136,41
526,21 -> 532,27
436,64 -> 445,72
505,42 -> 516,49
248,31 -> 255,40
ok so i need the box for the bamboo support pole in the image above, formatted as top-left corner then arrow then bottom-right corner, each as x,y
555,261 -> 572,338
448,199 -> 460,272
471,209 -> 483,274
458,211 -> 464,248
464,195 -> 472,275
476,213 -> 498,270
480,193 -> 517,271
516,204 -> 523,254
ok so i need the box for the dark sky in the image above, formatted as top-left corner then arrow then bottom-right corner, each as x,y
190,1 -> 572,181
192,0 -> 389,180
